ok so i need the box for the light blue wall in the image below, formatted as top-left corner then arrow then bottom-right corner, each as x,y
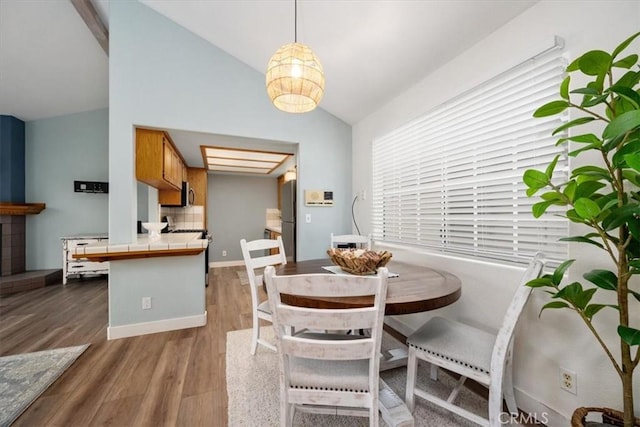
208,174 -> 278,262
25,108 -> 109,270
108,1 -> 351,327
109,1 -> 352,260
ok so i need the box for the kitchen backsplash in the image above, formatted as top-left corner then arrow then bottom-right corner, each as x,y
266,208 -> 280,228
160,205 -> 205,230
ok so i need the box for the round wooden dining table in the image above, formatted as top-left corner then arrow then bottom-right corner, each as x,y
274,258 -> 462,315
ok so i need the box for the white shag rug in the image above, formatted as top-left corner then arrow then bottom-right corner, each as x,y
226,327 -> 486,426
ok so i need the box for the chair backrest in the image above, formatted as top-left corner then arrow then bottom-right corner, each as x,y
330,233 -> 372,250
489,252 -> 545,411
240,237 -> 287,299
264,265 -> 389,413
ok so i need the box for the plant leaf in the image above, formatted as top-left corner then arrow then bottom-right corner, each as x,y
611,31 -> 640,60
545,155 -> 559,178
552,117 -> 596,136
552,259 -> 575,286
584,304 -> 610,320
602,204 -> 640,231
526,277 -> 554,288
611,138 -> 640,167
532,200 -> 554,218
559,235 -> 604,249
539,301 -> 569,317
533,100 -> 569,117
608,85 -> 640,108
625,153 -> 640,172
570,87 -> 600,95
582,93 -> 609,108
578,50 -> 612,76
618,326 -> 640,346
563,180 -> 577,202
584,269 -> 617,290
523,169 -> 549,189
629,289 -> 640,303
560,76 -> 570,100
603,110 -> 640,140
612,54 -> 638,69
574,197 -> 601,220
575,181 -> 606,199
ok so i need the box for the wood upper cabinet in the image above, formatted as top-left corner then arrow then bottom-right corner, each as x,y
187,168 -> 207,207
136,128 -> 184,191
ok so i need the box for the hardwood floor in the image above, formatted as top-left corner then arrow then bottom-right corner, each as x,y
0,266 -> 254,426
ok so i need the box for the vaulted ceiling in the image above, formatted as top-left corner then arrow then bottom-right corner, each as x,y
0,0 -> 538,125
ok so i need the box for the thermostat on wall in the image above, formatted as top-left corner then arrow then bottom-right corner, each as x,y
305,190 -> 333,206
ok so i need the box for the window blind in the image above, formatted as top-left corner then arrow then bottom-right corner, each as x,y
371,48 -> 569,267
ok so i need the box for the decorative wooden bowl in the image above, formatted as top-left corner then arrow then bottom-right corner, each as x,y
327,248 -> 392,275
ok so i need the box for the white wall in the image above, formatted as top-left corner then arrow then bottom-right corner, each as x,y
354,0 -> 640,423
25,108 -> 109,270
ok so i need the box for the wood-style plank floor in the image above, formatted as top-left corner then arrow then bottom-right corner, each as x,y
0,266 -> 254,426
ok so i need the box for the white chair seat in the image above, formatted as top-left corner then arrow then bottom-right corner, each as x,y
290,357 -> 370,391
405,253 -> 545,427
257,300 -> 271,315
407,316 -> 495,376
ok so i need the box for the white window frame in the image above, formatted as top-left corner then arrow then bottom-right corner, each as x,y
371,48 -> 569,267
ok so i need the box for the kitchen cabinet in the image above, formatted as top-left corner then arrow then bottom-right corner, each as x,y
61,234 -> 109,284
268,229 -> 281,255
136,128 -> 184,191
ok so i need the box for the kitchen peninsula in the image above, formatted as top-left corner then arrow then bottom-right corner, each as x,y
96,232 -> 209,340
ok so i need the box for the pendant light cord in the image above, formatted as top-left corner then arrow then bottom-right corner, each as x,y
294,0 -> 297,43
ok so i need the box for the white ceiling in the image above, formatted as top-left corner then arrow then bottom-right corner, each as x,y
0,0 -> 537,172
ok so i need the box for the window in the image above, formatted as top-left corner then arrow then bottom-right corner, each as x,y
371,48 -> 569,267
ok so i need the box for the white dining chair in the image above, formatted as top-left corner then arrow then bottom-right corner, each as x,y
405,252 -> 545,427
240,236 -> 287,355
330,233 -> 372,250
264,265 -> 389,427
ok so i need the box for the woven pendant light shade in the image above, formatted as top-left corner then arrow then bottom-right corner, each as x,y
266,42 -> 325,113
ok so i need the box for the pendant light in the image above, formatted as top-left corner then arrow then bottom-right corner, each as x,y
265,0 -> 324,113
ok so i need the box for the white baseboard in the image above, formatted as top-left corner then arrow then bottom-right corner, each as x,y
211,260 -> 244,268
107,311 -> 207,340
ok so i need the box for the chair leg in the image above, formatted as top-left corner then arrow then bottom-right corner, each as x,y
503,360 -> 518,415
250,313 -> 259,355
405,346 -> 417,412
430,363 -> 438,381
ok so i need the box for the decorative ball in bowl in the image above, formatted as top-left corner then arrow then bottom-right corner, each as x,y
142,222 -> 167,241
327,248 -> 392,275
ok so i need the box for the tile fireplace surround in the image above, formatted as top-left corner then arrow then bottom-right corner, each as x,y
0,211 -> 62,296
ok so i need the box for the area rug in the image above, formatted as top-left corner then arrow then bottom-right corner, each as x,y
226,327 -> 485,426
0,344 -> 89,427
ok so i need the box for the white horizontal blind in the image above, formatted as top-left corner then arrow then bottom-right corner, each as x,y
372,49 -> 569,267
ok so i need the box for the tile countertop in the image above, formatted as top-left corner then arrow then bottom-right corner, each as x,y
73,232 -> 208,257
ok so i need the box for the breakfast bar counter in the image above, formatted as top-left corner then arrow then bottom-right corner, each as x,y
72,232 -> 208,262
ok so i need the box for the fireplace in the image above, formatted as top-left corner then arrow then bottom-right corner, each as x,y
1,215 -> 26,276
0,115 -> 61,295
0,205 -> 61,295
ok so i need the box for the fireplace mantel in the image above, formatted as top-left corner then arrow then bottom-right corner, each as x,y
0,203 -> 46,216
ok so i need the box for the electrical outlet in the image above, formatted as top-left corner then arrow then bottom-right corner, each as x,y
360,190 -> 367,201
222,250 -> 227,257
560,368 -> 577,394
142,297 -> 152,310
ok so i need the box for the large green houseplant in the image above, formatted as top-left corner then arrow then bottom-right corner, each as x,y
523,32 -> 640,427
